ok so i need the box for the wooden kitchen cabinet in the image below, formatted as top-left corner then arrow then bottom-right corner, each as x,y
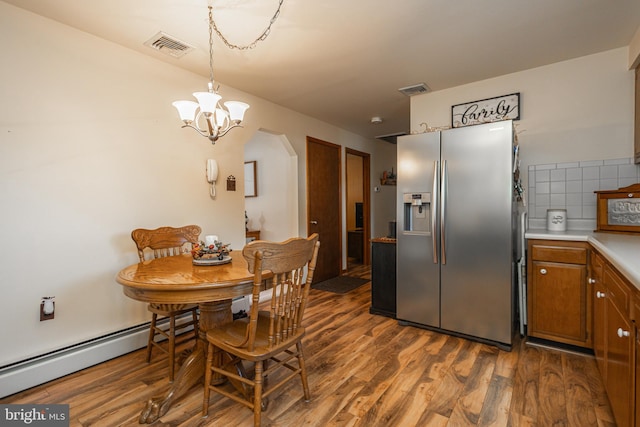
590,250 -> 606,374
605,296 -> 633,427
603,265 -> 634,427
591,249 -> 635,427
527,240 -> 592,348
635,294 -> 640,427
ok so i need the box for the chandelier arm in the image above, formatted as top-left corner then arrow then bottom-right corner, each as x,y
181,124 -> 211,138
180,120 -> 241,142
215,123 -> 243,139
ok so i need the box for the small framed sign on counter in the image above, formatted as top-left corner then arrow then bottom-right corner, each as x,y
595,183 -> 640,234
452,93 -> 520,128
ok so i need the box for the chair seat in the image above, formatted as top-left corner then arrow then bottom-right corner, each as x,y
206,312 -> 305,361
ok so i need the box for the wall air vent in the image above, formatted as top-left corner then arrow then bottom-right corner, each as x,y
398,83 -> 430,97
144,32 -> 194,58
376,132 -> 408,144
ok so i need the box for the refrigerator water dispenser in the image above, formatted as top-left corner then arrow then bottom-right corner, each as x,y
402,193 -> 431,233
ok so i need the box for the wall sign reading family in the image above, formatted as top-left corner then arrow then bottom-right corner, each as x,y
451,93 -> 520,128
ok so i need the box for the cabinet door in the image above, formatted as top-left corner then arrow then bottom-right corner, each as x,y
636,325 -> 640,427
529,260 -> 589,346
591,251 -> 606,376
606,299 -> 633,427
593,279 -> 607,378
370,242 -> 396,318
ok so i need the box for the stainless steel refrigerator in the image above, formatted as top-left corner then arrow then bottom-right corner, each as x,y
396,120 -> 515,349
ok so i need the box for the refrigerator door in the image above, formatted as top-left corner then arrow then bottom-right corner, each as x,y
440,121 -> 514,345
396,132 -> 441,327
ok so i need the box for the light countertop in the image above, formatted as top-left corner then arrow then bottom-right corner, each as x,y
525,229 -> 592,241
525,228 -> 640,291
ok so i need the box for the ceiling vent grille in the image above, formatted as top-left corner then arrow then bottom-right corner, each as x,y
398,83 -> 430,97
144,32 -> 194,58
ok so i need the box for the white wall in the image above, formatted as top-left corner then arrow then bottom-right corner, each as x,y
371,142 -> 398,236
410,48 -> 635,192
243,131 -> 298,242
0,2 -> 383,367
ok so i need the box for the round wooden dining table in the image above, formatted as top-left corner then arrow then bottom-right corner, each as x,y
116,253 -> 263,423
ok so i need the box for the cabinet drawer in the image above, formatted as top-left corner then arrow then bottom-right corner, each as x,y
605,265 -> 631,316
531,244 -> 587,264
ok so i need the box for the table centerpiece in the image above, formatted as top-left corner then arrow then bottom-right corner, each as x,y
191,240 -> 232,265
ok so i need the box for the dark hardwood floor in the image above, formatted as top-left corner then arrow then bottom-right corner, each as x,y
2,265 -> 615,426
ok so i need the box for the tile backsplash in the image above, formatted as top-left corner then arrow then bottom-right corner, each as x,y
527,158 -> 640,229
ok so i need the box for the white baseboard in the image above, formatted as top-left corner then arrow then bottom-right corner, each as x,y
0,314 -> 194,399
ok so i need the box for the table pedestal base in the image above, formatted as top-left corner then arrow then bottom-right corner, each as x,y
138,299 -> 232,423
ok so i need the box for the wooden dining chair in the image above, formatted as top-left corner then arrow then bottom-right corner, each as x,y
131,225 -> 201,382
202,234 -> 320,426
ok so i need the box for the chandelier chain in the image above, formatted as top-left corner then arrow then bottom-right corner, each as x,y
210,0 -> 284,51
208,6 -> 215,84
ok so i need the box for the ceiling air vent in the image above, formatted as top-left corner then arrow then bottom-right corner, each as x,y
144,32 -> 194,58
398,83 -> 430,97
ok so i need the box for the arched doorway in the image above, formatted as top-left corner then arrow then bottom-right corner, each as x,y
244,130 -> 298,242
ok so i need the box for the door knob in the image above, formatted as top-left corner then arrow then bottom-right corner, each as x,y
310,220 -> 318,225
617,328 -> 630,338
539,268 -> 547,275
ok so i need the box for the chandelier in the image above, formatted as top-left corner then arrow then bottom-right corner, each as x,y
172,2 -> 283,143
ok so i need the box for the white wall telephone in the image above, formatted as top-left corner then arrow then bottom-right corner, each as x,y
207,159 -> 219,198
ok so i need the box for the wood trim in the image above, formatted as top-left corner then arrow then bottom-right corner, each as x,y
635,65 -> 639,164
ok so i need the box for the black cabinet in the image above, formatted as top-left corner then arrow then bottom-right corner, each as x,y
370,238 -> 396,318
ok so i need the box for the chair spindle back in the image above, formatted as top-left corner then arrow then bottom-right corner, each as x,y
242,234 -> 320,351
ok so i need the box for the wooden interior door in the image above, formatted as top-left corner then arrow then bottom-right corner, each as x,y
307,137 -> 341,283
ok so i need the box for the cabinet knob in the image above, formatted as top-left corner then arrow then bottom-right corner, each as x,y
588,278 -> 596,284
539,268 -> 547,275
617,328 -> 630,338
310,220 -> 318,225
596,291 -> 606,298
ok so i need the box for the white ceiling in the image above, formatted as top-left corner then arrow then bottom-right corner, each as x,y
5,0 -> 640,140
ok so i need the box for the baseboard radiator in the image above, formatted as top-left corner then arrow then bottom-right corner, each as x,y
0,314 -> 195,399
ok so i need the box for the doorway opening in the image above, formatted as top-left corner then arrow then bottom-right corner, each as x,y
346,148 -> 370,272
244,130 -> 298,243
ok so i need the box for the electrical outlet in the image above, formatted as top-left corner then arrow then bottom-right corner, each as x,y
40,297 -> 55,321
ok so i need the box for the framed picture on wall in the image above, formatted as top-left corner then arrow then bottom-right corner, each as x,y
244,161 -> 257,197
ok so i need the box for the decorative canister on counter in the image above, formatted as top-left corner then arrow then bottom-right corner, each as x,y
546,209 -> 567,231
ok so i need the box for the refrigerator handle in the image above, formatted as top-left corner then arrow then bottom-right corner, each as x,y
432,161 -> 439,264
440,159 -> 447,265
